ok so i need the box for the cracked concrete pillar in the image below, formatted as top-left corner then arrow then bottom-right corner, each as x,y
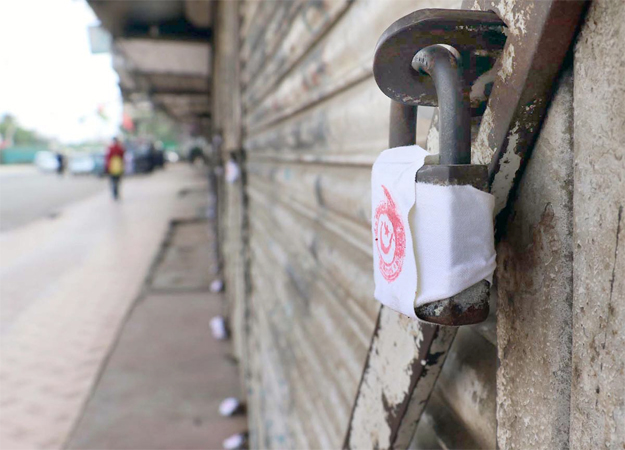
496,68 -> 574,450
571,1 -> 625,448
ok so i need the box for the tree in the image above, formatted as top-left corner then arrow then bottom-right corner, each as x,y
0,114 -> 50,146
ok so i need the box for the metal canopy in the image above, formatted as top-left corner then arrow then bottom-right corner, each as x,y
88,0 -> 212,125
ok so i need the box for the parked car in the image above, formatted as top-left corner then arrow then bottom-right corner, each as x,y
125,141 -> 166,174
130,146 -> 155,174
34,151 -> 59,173
92,152 -> 106,177
68,154 -> 95,175
153,148 -> 165,169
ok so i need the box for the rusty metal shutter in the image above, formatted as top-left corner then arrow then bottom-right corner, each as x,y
238,0 -> 496,448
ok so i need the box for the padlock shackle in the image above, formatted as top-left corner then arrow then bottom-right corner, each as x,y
389,102 -> 417,148
412,45 -> 471,165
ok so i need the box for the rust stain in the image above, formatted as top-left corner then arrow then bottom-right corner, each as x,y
498,202 -> 558,298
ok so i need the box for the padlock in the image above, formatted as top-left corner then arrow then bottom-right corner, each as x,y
374,9 -> 507,326
413,44 -> 490,326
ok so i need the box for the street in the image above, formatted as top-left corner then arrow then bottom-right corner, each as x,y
0,166 -> 107,232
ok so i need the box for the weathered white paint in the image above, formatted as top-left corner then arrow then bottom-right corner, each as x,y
497,43 -> 515,83
472,107 -> 496,164
491,123 -> 522,215
494,0 -> 531,36
470,66 -> 497,103
393,325 -> 457,448
349,308 -> 424,449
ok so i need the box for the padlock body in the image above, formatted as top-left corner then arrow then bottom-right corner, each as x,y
415,163 -> 491,326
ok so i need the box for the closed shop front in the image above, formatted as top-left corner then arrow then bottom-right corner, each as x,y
212,0 -> 625,448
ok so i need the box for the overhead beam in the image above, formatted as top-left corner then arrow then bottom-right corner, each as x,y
149,89 -> 210,96
131,71 -> 210,82
87,1 -> 211,43
122,18 -> 212,43
121,88 -> 209,99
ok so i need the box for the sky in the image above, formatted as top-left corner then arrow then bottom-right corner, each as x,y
0,0 -> 122,144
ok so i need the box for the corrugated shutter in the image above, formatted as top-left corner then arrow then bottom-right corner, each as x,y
237,0 -> 496,447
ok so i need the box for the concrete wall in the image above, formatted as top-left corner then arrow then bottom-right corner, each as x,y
495,1 -> 625,448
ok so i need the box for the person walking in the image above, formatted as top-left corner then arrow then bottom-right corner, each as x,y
105,137 -> 125,200
55,152 -> 65,176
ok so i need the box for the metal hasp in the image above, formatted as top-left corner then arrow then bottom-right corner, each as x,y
375,10 -> 506,326
464,0 -> 588,223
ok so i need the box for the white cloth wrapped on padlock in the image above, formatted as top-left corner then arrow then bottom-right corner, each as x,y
371,145 -> 496,319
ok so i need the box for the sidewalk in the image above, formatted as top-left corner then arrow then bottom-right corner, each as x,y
0,166 -> 242,449
67,220 -> 246,449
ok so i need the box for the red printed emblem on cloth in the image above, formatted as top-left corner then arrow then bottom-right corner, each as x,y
374,185 -> 406,282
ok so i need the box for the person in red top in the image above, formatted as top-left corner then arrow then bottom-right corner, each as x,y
105,137 -> 125,200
